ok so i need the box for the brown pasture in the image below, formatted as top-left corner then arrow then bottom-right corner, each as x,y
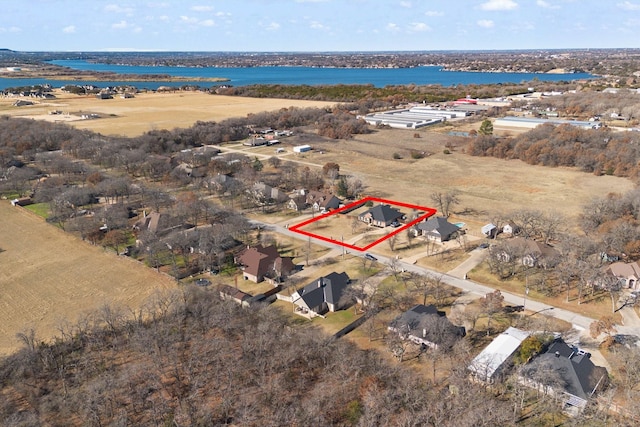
0,202 -> 176,356
301,127 -> 636,222
0,89 -> 336,137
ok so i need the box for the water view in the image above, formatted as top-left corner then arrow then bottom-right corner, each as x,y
0,59 -> 593,90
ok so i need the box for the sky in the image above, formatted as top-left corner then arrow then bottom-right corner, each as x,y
1,0 -> 640,52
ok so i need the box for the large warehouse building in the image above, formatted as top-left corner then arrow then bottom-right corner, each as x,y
360,106 -> 468,129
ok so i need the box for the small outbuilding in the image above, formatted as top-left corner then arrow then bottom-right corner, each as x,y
293,144 -> 312,153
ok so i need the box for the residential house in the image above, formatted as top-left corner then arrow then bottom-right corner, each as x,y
305,190 -> 342,212
250,182 -> 289,206
413,216 -> 460,242
605,261 -> 640,290
359,204 -> 404,228
132,211 -> 170,235
235,244 -> 295,283
468,327 -> 530,383
388,304 -> 465,350
291,272 -> 351,317
287,194 -> 308,211
208,174 -> 242,195
496,237 -> 560,269
519,339 -> 609,413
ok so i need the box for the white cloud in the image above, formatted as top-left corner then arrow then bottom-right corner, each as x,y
180,15 -> 198,24
0,26 -> 21,33
536,0 -> 560,9
386,23 -> 400,32
147,2 -> 169,8
618,1 -> 640,10
191,5 -> 215,12
310,21 -> 329,30
424,10 -> 444,17
400,1 -> 412,8
200,19 -> 215,27
112,20 -> 130,29
104,4 -> 135,15
266,22 -> 281,31
477,19 -> 495,28
62,25 -> 76,34
480,0 -> 518,11
408,22 -> 431,32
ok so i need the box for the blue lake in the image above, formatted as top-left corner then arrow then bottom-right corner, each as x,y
0,59 -> 594,90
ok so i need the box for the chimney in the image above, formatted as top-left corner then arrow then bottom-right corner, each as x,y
423,328 -> 427,338
555,351 -> 560,358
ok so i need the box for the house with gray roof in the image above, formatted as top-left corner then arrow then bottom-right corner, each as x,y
413,216 -> 460,242
519,339 -> 609,413
388,304 -> 465,350
358,204 -> 404,227
291,272 -> 350,317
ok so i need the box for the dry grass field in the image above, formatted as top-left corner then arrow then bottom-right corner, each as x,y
302,128 -> 636,221
0,89 -> 336,137
0,201 -> 176,356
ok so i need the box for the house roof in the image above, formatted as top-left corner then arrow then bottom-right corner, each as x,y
389,304 -> 463,347
503,237 -> 559,260
360,204 -> 403,222
607,261 -> 640,279
468,327 -> 530,381
133,211 -> 167,233
416,216 -> 460,239
526,340 -> 608,401
305,191 -> 341,209
482,223 -> 497,233
295,272 -> 350,310
217,284 -> 252,302
237,245 -> 294,279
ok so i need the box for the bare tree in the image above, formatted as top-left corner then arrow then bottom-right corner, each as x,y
429,190 -> 460,218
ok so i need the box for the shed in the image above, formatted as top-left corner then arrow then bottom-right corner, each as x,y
293,144 -> 312,153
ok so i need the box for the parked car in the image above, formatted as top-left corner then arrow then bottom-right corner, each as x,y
364,253 -> 377,261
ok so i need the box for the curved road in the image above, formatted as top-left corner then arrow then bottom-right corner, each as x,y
251,218 -> 640,337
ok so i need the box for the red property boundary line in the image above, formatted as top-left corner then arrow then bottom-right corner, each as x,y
289,196 -> 437,252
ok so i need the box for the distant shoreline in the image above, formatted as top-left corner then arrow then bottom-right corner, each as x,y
0,70 -> 230,84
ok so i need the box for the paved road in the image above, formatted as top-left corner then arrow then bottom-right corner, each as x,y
250,218 -> 640,338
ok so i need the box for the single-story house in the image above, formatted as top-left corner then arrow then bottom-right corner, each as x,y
468,327 -> 530,383
388,304 -> 466,350
495,237 -> 560,269
291,272 -> 351,317
605,261 -> 640,291
413,216 -> 460,242
519,339 -> 609,413
235,244 -> 295,283
359,204 -> 404,228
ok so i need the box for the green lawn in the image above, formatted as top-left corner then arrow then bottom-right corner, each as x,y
24,203 -> 50,219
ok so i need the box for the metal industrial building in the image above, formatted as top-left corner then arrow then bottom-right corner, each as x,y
360,106 -> 469,129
